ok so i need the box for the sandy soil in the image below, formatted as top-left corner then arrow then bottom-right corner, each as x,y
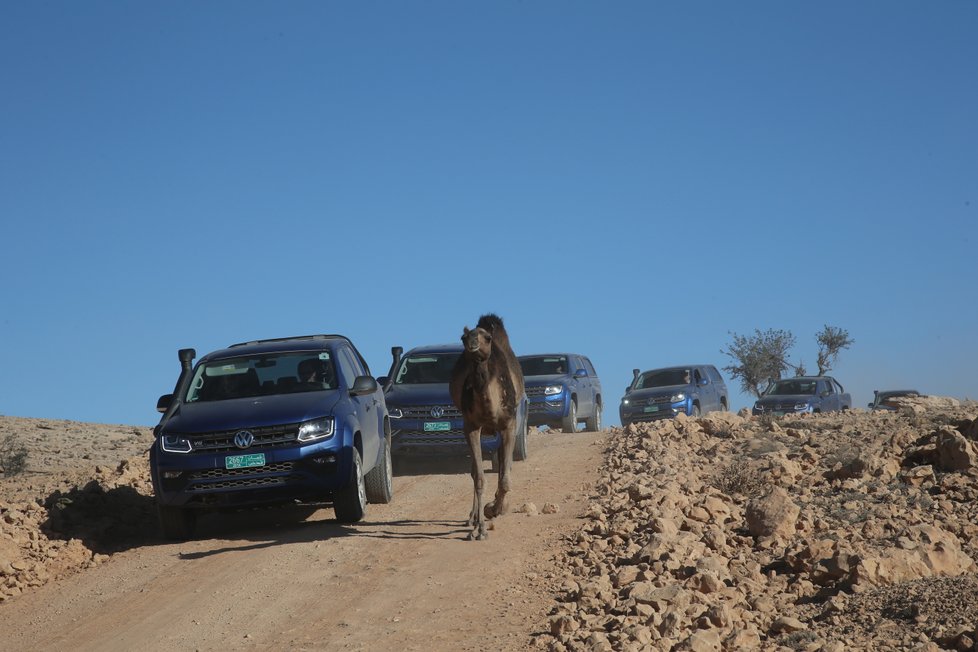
0,417 -> 606,651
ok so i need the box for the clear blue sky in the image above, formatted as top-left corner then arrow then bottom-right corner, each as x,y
2,2 -> 975,426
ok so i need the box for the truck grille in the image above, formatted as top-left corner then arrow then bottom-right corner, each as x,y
525,386 -> 549,398
398,404 -> 463,419
182,424 -> 300,453
186,462 -> 298,492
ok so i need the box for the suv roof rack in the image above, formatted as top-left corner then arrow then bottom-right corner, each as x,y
228,334 -> 349,348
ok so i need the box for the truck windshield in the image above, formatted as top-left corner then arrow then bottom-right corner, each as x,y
185,351 -> 337,402
637,369 -> 689,389
394,353 -> 461,384
765,380 -> 817,396
519,356 -> 568,376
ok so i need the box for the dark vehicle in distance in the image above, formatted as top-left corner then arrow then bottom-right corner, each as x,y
381,344 -> 529,464
152,334 -> 393,540
752,376 -> 852,415
518,353 -> 602,432
619,365 -> 728,426
869,389 -> 921,411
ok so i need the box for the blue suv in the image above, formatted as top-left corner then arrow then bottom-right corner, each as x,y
381,344 -> 529,465
518,354 -> 603,432
152,335 -> 392,539
619,365 -> 728,425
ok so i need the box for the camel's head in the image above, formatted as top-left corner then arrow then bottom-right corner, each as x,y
461,326 -> 492,362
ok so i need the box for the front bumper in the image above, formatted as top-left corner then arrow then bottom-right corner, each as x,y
389,418 -> 500,458
752,404 -> 814,416
150,437 -> 350,509
526,392 -> 568,426
620,398 -> 692,424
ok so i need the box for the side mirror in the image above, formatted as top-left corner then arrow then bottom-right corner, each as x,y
698,378 -> 708,386
574,369 -> 587,378
350,375 -> 379,396
625,386 -> 631,395
867,402 -> 874,408
376,376 -> 388,387
157,394 -> 174,414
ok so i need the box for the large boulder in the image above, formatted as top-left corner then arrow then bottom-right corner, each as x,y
935,427 -> 978,471
745,487 -> 799,539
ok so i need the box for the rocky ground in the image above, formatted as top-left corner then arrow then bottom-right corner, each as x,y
535,396 -> 978,651
0,416 -> 155,601
4,398 -> 978,651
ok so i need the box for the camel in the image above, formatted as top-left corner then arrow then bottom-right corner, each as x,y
449,314 -> 524,541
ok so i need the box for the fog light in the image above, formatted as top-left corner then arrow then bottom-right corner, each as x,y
163,471 -> 181,478
312,455 -> 337,465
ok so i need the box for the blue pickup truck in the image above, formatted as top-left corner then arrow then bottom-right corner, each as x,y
752,376 -> 852,415
619,364 -> 728,425
382,344 -> 529,464
151,334 -> 393,539
518,353 -> 602,432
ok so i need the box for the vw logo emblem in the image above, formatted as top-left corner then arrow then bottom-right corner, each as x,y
234,430 -> 254,449
430,406 -> 444,418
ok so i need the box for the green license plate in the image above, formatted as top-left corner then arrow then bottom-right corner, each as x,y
772,411 -> 784,417
643,406 -> 659,413
225,453 -> 266,469
424,421 -> 451,432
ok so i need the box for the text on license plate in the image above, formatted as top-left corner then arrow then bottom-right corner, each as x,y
225,453 -> 266,470
424,421 -> 451,432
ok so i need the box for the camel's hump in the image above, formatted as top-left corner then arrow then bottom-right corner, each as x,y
476,313 -> 505,332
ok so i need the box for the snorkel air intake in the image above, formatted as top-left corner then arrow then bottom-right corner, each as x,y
384,346 -> 403,391
155,348 -> 196,435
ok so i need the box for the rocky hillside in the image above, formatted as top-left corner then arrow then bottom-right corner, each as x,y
0,417 -> 155,602
536,398 -> 978,651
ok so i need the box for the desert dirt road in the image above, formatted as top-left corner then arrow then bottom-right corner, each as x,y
0,429 -> 606,651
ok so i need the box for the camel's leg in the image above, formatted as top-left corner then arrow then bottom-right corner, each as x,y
486,418 -> 516,519
465,423 -> 487,540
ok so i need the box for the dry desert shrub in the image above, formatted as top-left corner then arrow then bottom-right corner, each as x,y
0,433 -> 29,476
711,459 -> 768,498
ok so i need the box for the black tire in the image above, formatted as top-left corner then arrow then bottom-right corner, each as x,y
334,448 -> 367,523
585,402 -> 601,431
364,435 -> 393,504
561,400 -> 577,433
158,504 -> 196,541
513,416 -> 528,462
691,404 -> 701,418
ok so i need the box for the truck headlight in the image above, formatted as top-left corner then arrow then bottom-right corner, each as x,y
160,434 -> 192,453
388,407 -> 403,419
621,398 -> 630,405
793,402 -> 810,411
670,393 -> 686,402
298,417 -> 335,442
544,385 -> 562,396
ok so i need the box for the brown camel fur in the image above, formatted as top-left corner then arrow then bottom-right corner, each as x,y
449,313 -> 524,541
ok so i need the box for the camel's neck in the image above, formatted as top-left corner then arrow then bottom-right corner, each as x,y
470,357 -> 491,389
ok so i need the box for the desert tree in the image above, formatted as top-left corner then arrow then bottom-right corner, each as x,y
815,325 -> 854,375
721,329 -> 797,398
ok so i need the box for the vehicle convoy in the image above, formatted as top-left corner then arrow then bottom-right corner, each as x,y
869,389 -> 921,410
752,375 -> 852,415
518,353 -> 602,432
381,344 -> 529,463
152,334 -> 393,540
619,365 -> 728,426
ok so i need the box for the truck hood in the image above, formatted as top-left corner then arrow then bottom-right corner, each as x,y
755,394 -> 815,405
384,383 -> 453,407
524,374 -> 570,387
162,391 -> 342,433
624,385 -> 692,401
